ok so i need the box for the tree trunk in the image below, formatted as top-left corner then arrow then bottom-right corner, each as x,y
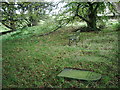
86,2 -> 100,31
75,2 -> 99,31
87,13 -> 98,31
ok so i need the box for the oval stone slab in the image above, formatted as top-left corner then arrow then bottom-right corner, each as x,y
58,68 -> 101,81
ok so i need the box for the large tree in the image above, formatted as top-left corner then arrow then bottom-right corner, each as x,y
62,1 -> 117,31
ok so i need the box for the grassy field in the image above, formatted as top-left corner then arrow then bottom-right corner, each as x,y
2,20 -> 119,88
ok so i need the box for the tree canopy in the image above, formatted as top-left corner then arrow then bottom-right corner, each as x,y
1,1 -> 54,31
0,1 -> 119,34
61,1 -> 118,31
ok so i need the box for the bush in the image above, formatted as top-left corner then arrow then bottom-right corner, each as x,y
114,22 -> 120,31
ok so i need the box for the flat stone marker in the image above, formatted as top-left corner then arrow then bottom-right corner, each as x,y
58,68 -> 101,81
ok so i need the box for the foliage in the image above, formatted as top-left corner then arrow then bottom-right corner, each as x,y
113,22 -> 120,31
1,2 -> 54,30
1,18 -> 62,41
60,1 -> 117,31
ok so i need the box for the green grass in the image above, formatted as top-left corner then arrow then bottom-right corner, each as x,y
2,20 -> 119,88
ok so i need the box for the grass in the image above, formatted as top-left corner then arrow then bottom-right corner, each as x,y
2,19 -> 119,88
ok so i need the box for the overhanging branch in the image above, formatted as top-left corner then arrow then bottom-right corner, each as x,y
34,17 -> 72,37
75,14 -> 89,23
93,3 -> 100,12
1,22 -> 14,30
75,3 -> 89,23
